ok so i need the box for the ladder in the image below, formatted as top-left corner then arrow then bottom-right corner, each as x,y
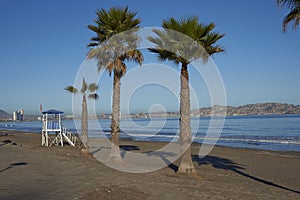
61,126 -> 77,146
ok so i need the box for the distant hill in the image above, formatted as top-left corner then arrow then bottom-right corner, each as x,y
0,109 -> 10,119
120,102 -> 300,119
191,103 -> 300,117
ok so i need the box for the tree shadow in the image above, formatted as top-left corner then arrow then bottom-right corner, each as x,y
0,139 -> 12,146
192,155 -> 300,195
89,145 -> 140,158
0,162 -> 27,173
192,155 -> 245,170
120,145 -> 140,158
89,146 -> 110,155
120,145 -> 140,151
145,151 -> 178,172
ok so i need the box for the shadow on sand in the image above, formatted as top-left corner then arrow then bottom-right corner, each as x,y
0,139 -> 17,146
0,162 -> 28,173
120,145 -> 140,158
89,144 -> 299,195
145,151 -> 179,172
192,155 -> 300,195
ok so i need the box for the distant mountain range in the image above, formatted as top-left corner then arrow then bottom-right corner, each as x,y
191,102 -> 300,117
1,103 -> 300,120
124,102 -> 300,118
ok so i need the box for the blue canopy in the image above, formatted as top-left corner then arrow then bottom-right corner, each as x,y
42,109 -> 64,114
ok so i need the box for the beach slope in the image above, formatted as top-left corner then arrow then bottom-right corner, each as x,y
0,131 -> 299,199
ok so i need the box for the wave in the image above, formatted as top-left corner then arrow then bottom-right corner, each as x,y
200,137 -> 300,145
87,130 -> 300,146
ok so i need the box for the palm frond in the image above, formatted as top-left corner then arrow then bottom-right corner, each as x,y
87,25 -> 101,34
88,93 -> 99,100
277,0 -> 300,8
89,37 -> 100,42
122,49 -> 144,65
64,86 -> 78,94
148,48 -> 181,64
81,78 -> 88,93
87,42 -> 99,48
88,83 -> 99,92
277,0 -> 300,31
282,6 -> 300,31
105,61 -> 114,76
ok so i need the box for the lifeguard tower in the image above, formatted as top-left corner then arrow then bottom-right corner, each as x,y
41,109 -> 77,147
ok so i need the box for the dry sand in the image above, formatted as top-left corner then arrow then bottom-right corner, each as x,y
0,130 -> 299,200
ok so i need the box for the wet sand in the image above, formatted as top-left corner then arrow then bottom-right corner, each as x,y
0,130 -> 299,199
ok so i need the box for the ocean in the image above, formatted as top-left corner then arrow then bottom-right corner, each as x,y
1,114 -> 299,152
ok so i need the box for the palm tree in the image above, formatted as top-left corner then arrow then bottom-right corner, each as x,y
65,78 -> 99,152
87,6 -> 143,163
148,17 -> 225,173
277,0 -> 300,32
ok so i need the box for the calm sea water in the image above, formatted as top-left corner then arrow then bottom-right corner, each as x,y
1,115 -> 300,152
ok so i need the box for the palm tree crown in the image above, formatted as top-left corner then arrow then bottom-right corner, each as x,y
277,0 -> 300,32
87,6 -> 143,76
87,6 -> 141,46
148,16 -> 225,65
65,78 -> 99,100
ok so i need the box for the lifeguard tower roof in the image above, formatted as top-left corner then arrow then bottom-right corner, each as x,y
42,109 -> 64,114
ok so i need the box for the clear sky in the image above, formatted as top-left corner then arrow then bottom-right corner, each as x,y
0,0 -> 299,115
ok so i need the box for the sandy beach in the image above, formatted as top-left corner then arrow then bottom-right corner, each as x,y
0,130 -> 299,200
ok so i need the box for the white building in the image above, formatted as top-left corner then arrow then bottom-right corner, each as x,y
13,109 -> 24,121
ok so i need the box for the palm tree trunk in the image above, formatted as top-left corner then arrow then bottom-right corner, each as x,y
81,94 -> 88,151
109,72 -> 123,162
178,63 -> 196,173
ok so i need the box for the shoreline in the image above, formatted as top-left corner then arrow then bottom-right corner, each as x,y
1,130 -> 300,199
1,129 -> 299,153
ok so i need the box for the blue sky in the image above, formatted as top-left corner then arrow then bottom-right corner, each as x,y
0,0 -> 299,115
